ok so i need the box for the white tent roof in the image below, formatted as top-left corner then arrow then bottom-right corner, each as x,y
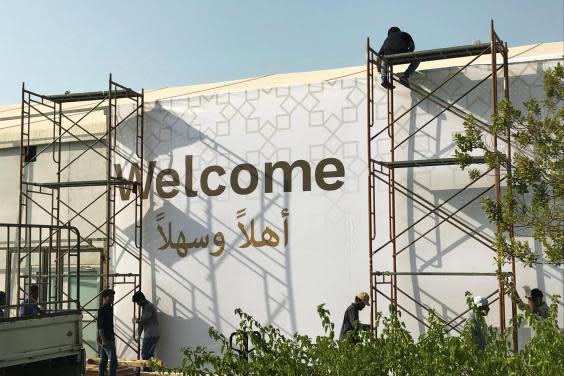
0,41 -> 561,150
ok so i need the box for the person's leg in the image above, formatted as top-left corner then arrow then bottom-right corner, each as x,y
141,337 -> 150,371
99,344 -> 108,376
141,337 -> 150,360
141,337 -> 159,371
147,337 -> 159,358
108,341 -> 117,376
380,61 -> 395,89
403,61 -> 420,79
380,61 -> 388,83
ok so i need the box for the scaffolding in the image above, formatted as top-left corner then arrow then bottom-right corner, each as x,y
366,21 -> 518,350
18,75 -> 144,356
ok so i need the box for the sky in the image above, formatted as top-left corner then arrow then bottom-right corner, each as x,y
0,0 -> 562,104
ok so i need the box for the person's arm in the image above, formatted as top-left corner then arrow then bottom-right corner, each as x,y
347,306 -> 358,329
376,56 -> 382,73
465,315 -> 478,339
97,309 -> 107,345
508,282 -> 529,312
136,307 -> 147,337
137,321 -> 144,338
98,329 -> 107,345
408,36 -> 415,52
378,38 -> 387,56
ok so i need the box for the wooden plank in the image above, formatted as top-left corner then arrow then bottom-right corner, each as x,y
85,364 -> 137,376
86,357 -> 163,368
384,43 -> 491,65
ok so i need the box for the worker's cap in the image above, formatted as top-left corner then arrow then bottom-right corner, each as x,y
473,296 -> 489,308
132,291 -> 146,302
356,291 -> 370,306
100,288 -> 115,298
527,288 -> 543,299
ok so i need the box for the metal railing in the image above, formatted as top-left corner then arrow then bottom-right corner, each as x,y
0,223 -> 80,319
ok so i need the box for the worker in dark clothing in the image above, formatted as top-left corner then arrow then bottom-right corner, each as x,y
526,288 -> 549,319
339,291 -> 371,341
509,283 -> 549,319
465,296 -> 490,350
376,26 -> 419,89
132,291 -> 159,369
98,288 -> 117,376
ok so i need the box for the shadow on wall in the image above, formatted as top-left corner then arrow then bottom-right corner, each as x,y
416,60 -> 551,121
388,61 -> 563,338
157,311 -> 212,361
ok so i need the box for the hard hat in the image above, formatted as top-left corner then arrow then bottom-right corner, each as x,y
473,296 -> 488,308
356,291 -> 370,306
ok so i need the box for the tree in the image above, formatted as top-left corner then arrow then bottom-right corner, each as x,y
454,63 -> 563,266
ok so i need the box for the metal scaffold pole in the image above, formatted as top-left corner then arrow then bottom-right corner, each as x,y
16,76 -> 145,358
366,20 -> 516,345
366,37 -> 376,330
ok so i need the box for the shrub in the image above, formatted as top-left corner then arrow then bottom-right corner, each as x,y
155,296 -> 563,375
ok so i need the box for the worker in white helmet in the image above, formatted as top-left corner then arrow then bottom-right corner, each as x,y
465,296 -> 490,350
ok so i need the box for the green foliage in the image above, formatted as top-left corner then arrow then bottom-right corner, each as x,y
453,64 -> 564,265
155,300 -> 563,376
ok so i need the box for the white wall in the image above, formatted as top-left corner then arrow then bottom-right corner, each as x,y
114,78 -> 369,363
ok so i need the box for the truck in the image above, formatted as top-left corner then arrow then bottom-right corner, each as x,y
0,223 -> 85,376
0,312 -> 84,376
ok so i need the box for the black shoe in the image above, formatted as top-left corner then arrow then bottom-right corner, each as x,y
399,75 -> 411,88
381,80 -> 396,90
